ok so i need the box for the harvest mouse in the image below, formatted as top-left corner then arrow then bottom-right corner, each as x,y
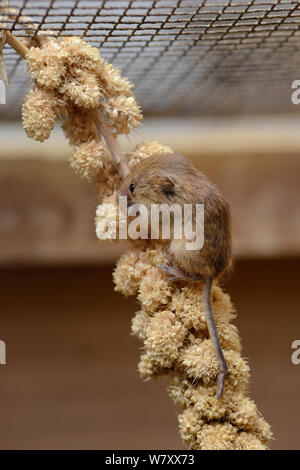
119,153 -> 232,398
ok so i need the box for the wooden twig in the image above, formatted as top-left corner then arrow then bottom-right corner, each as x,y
1,7 -> 130,181
0,0 -> 51,57
0,1 -> 8,82
3,29 -> 130,182
0,1 -> 44,35
5,31 -> 28,58
0,31 -> 7,83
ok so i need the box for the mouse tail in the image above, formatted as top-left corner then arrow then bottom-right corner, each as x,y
203,278 -> 227,398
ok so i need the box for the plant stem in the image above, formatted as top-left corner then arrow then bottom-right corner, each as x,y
92,109 -> 130,179
5,31 -> 29,58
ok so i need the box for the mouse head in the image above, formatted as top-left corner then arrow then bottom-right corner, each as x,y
119,156 -> 177,209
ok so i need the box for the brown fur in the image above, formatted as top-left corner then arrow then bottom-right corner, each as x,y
119,153 -> 232,281
119,153 -> 232,397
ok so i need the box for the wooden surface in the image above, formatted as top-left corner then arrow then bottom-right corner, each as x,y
0,117 -> 300,263
0,150 -> 299,263
0,258 -> 299,450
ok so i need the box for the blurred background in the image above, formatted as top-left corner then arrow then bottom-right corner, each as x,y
0,0 -> 300,450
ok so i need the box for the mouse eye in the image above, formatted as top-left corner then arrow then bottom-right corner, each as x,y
129,183 -> 135,193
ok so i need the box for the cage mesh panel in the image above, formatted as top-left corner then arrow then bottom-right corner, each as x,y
1,0 -> 300,120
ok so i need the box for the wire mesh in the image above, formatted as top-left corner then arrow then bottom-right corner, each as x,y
1,0 -> 300,120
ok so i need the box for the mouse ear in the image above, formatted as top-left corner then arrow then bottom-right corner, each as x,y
159,175 -> 176,192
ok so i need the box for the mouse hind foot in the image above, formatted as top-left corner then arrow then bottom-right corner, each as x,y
160,257 -> 203,283
160,260 -> 202,283
160,263 -> 186,282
